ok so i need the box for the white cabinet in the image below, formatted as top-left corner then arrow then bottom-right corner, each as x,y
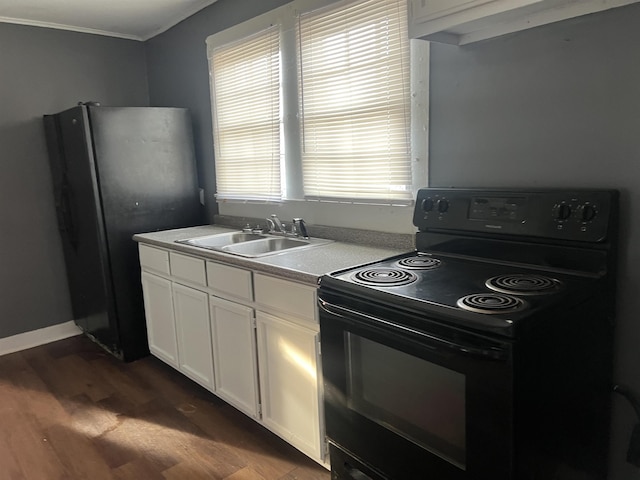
254,273 -> 317,325
256,311 -> 323,462
139,243 -> 326,465
408,0 -> 638,45
141,271 -> 179,368
170,251 -> 207,286
253,273 -> 325,462
140,248 -> 215,391
209,296 -> 260,418
173,283 -> 215,391
207,261 -> 252,301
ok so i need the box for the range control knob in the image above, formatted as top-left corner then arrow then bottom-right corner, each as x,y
421,197 -> 434,212
554,204 -> 572,220
437,199 -> 449,213
581,204 -> 597,222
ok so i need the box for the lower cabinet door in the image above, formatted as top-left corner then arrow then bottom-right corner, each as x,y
209,296 -> 260,418
256,311 -> 323,461
172,283 -> 215,391
141,272 -> 179,368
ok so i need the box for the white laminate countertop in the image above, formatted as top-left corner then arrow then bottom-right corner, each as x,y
133,225 -> 410,285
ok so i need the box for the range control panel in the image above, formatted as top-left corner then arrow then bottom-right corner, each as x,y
413,188 -> 618,243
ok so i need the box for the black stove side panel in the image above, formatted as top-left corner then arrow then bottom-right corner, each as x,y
514,296 -> 613,480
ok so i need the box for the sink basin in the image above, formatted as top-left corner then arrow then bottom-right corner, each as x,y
222,237 -> 311,257
175,231 -> 332,257
176,231 -> 267,249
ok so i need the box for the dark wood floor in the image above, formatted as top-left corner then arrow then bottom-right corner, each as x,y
0,335 -> 330,480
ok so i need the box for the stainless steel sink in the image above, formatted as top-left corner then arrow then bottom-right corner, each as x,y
176,231 -> 267,249
175,231 -> 332,257
221,237 -> 310,257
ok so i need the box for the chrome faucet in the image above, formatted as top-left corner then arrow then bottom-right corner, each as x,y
266,214 -> 285,234
266,214 -> 310,238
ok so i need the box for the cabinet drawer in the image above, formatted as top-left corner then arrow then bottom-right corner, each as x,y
254,273 -> 317,324
139,244 -> 170,275
206,261 -> 252,301
170,252 -> 206,287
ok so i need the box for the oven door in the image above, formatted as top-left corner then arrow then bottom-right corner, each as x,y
319,294 -> 514,480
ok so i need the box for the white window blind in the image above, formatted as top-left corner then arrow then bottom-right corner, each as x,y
210,26 -> 282,201
297,0 -> 411,204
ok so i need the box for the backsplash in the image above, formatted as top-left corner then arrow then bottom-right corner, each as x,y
214,215 -> 415,251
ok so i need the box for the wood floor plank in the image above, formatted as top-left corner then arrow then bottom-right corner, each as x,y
11,367 -> 71,429
44,423 -> 114,480
0,431 -> 26,480
40,334 -> 109,361
111,457 -> 167,480
91,408 -> 181,471
279,463 -> 333,480
161,445 -> 243,480
127,355 -> 202,407
0,350 -> 31,379
24,351 -> 111,402
224,466 -> 268,480
178,394 -> 315,478
1,411 -> 67,480
65,393 -> 123,438
90,355 -> 156,407
0,335 -> 330,480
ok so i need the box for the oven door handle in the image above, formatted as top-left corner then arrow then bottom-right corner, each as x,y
319,299 -> 508,361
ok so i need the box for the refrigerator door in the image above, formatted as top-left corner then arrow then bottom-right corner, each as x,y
45,105 -> 203,361
44,107 -> 118,350
87,106 -> 202,360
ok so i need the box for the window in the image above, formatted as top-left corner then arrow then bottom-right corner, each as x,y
298,0 -> 412,203
206,0 -> 428,232
210,26 -> 281,202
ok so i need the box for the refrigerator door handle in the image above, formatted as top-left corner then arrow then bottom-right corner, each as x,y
59,180 -> 78,250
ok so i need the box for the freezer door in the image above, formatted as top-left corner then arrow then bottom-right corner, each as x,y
44,107 -> 119,352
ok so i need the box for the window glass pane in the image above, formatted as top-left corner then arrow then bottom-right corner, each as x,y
210,26 -> 282,201
297,0 -> 411,204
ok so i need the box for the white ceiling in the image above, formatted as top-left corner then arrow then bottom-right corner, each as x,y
0,0 -> 219,41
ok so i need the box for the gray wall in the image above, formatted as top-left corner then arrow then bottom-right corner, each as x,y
144,0 -> 292,222
146,2 -> 640,478
0,0 -> 635,476
0,23 -> 148,339
429,4 -> 640,479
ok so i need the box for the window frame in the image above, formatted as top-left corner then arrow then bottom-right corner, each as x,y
206,0 -> 429,234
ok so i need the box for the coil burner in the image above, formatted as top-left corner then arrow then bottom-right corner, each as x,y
352,268 -> 418,287
486,274 -> 562,296
456,293 -> 527,314
395,256 -> 442,270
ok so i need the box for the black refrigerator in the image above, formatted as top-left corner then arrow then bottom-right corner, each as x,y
43,105 -> 204,361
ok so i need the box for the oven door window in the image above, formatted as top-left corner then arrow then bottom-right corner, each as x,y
346,333 -> 466,470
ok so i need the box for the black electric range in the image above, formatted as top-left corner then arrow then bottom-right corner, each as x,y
319,188 -> 618,480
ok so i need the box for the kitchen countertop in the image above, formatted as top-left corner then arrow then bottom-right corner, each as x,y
133,225 -> 411,285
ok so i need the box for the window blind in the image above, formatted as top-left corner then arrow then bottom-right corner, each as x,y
297,0 -> 411,204
210,26 -> 282,201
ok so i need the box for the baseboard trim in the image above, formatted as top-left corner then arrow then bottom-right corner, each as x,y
0,321 -> 82,357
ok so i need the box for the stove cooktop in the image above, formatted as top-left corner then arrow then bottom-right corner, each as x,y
320,251 -> 599,335
320,189 -> 617,337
